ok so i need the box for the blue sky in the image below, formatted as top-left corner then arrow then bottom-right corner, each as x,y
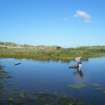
0,0 -> 105,47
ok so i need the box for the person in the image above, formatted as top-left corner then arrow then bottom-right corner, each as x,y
75,56 -> 82,71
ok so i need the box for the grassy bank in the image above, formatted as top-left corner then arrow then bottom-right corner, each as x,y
0,42 -> 105,61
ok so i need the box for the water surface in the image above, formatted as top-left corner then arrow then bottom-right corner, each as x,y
0,57 -> 105,105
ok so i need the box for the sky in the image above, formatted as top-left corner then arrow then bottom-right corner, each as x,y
0,0 -> 105,47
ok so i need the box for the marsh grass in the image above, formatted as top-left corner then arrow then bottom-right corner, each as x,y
4,92 -> 85,105
68,83 -> 105,96
0,44 -> 105,61
68,83 -> 88,89
91,83 -> 105,95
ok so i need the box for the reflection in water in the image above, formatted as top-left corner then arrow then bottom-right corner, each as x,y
0,65 -> 3,70
0,64 -> 10,99
73,69 -> 84,80
0,65 -> 9,79
69,66 -> 84,80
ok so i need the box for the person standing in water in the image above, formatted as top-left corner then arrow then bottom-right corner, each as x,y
75,57 -> 82,71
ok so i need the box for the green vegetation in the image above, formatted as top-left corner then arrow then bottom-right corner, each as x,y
90,83 -> 105,95
68,83 -> 105,96
0,41 -> 105,61
68,83 -> 87,89
4,92 -> 85,105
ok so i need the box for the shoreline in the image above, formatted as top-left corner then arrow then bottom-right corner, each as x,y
0,46 -> 105,61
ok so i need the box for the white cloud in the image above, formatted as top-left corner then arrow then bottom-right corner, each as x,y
74,10 -> 91,23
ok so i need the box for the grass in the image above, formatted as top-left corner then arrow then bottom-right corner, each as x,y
68,83 -> 105,96
0,42 -> 105,61
5,92 -> 85,105
68,83 -> 87,89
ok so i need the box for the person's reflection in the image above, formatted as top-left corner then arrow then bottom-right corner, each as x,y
73,69 -> 84,80
69,66 -> 84,80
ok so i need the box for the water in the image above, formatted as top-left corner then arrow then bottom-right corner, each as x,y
0,57 -> 105,105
